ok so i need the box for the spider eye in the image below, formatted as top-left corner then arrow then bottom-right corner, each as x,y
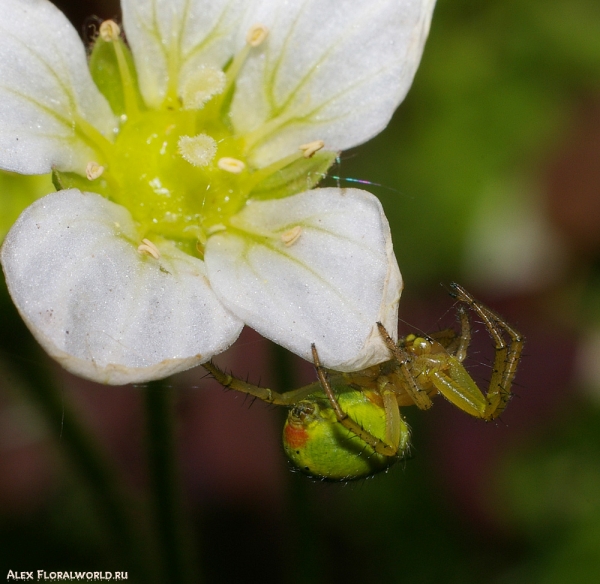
289,400 -> 318,424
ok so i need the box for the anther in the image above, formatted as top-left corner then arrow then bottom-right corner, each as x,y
137,238 -> 160,260
99,20 -> 121,42
178,134 -> 217,167
218,157 -> 246,174
281,226 -> 303,247
246,24 -> 269,47
207,224 -> 227,235
86,161 -> 104,180
299,140 -> 325,158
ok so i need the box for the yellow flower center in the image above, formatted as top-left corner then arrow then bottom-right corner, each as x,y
109,108 -> 248,245
55,20 -> 335,257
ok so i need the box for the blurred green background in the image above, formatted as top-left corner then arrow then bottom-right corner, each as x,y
2,0 -> 600,582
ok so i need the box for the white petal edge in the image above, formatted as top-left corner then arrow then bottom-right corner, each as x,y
122,0 -> 254,108
204,187 -> 402,371
232,0 -> 436,167
1,190 -> 243,385
0,0 -> 116,174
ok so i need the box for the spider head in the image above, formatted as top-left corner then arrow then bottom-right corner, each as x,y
403,334 -> 434,355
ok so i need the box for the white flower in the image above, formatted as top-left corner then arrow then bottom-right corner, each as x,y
0,0 -> 435,385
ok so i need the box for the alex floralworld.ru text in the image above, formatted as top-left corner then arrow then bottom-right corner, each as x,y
6,571 -> 128,581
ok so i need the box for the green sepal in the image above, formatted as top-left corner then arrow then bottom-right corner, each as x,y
248,150 -> 337,201
89,36 -> 142,117
52,169 -> 110,199
0,171 -> 54,241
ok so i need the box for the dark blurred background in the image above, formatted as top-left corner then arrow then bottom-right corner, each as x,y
2,0 -> 600,582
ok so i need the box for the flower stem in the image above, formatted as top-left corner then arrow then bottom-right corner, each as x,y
1,303 -> 157,580
145,379 -> 200,584
270,343 -> 325,584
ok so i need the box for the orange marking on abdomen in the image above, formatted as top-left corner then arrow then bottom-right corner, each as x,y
284,423 -> 309,449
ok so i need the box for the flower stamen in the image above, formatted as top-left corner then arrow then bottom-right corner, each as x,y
218,157 -> 246,174
86,161 -> 105,180
207,224 -> 227,235
99,20 -> 121,42
281,226 -> 303,247
178,134 -> 217,167
246,24 -> 269,47
299,140 -> 325,158
98,20 -> 139,117
137,238 -> 160,260
221,24 -> 270,99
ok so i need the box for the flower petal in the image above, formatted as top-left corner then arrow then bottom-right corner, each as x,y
122,0 -> 250,108
204,188 -> 402,371
0,0 -> 116,174
1,190 -> 243,385
233,0 -> 436,167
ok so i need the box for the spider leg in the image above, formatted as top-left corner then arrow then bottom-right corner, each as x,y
429,327 -> 459,351
376,322 -> 433,410
449,283 -> 525,420
451,305 -> 471,362
311,344 -> 401,457
428,307 -> 471,360
203,361 -> 319,406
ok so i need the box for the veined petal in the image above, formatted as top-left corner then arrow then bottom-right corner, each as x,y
233,0 -> 436,167
204,188 -> 402,371
122,0 -> 250,108
1,190 -> 243,385
0,0 -> 116,174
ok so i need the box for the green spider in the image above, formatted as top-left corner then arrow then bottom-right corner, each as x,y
204,283 -> 524,481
